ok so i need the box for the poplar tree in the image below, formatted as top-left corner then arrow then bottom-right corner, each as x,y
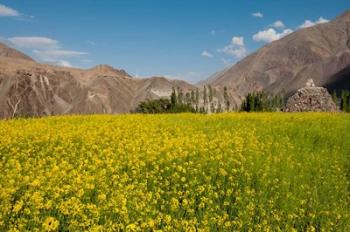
191,90 -> 195,104
203,86 -> 208,105
224,86 -> 230,111
171,87 -> 177,107
209,85 -> 213,103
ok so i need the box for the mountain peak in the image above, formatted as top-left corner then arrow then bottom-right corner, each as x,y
89,64 -> 131,77
91,64 -> 116,72
0,42 -> 35,62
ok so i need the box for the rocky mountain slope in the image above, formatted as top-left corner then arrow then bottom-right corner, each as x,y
200,10 -> 350,105
0,48 -> 195,118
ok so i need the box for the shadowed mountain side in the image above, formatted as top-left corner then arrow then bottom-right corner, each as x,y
324,64 -> 350,92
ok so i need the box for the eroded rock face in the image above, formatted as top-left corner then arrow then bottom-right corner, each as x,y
0,55 -> 196,118
284,85 -> 337,112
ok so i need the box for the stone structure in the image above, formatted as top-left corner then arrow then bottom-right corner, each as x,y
284,79 -> 337,112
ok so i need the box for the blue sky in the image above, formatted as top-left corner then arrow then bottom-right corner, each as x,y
0,1 -> 349,83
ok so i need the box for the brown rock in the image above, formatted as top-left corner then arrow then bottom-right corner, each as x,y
284,79 -> 337,112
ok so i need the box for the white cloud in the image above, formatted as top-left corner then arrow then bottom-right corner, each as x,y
33,49 -> 87,58
8,37 -> 59,49
231,36 -> 244,46
253,28 -> 293,43
299,20 -> 315,29
221,58 -> 232,66
7,36 -> 87,68
218,36 -> 247,59
53,60 -> 73,68
299,17 -> 329,29
201,50 -> 213,58
220,46 -> 247,59
252,12 -> 263,18
271,20 -> 285,29
316,17 -> 329,24
0,4 -> 20,17
33,49 -> 87,68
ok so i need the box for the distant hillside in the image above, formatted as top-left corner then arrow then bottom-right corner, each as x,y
200,10 -> 350,105
0,44 -> 196,118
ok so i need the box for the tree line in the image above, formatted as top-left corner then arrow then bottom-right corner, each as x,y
136,87 -> 350,114
135,86 -> 231,114
135,87 -> 196,113
332,90 -> 350,112
240,91 -> 285,112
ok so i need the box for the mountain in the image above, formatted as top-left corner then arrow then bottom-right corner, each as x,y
0,42 -> 35,61
0,45 -> 195,118
133,76 -> 196,108
200,10 -> 350,106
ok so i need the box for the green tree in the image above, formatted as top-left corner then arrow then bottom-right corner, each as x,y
331,90 -> 338,107
136,98 -> 171,113
209,85 -> 213,103
217,102 -> 222,113
171,87 -> 177,107
341,90 -> 350,112
195,88 -> 199,112
241,91 -> 285,112
224,86 -> 230,111
177,87 -> 183,105
191,90 -> 195,104
203,86 -> 208,106
185,92 -> 191,104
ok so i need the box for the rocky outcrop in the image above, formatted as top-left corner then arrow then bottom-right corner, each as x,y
284,79 -> 337,112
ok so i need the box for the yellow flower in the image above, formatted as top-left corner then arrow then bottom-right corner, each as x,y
164,215 -> 172,224
42,217 -> 59,231
126,223 -> 138,231
13,200 -> 23,213
148,219 -> 155,228
98,193 -> 106,202
170,198 -> 179,211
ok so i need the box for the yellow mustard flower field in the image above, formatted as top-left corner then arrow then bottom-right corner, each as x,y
0,113 -> 349,231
